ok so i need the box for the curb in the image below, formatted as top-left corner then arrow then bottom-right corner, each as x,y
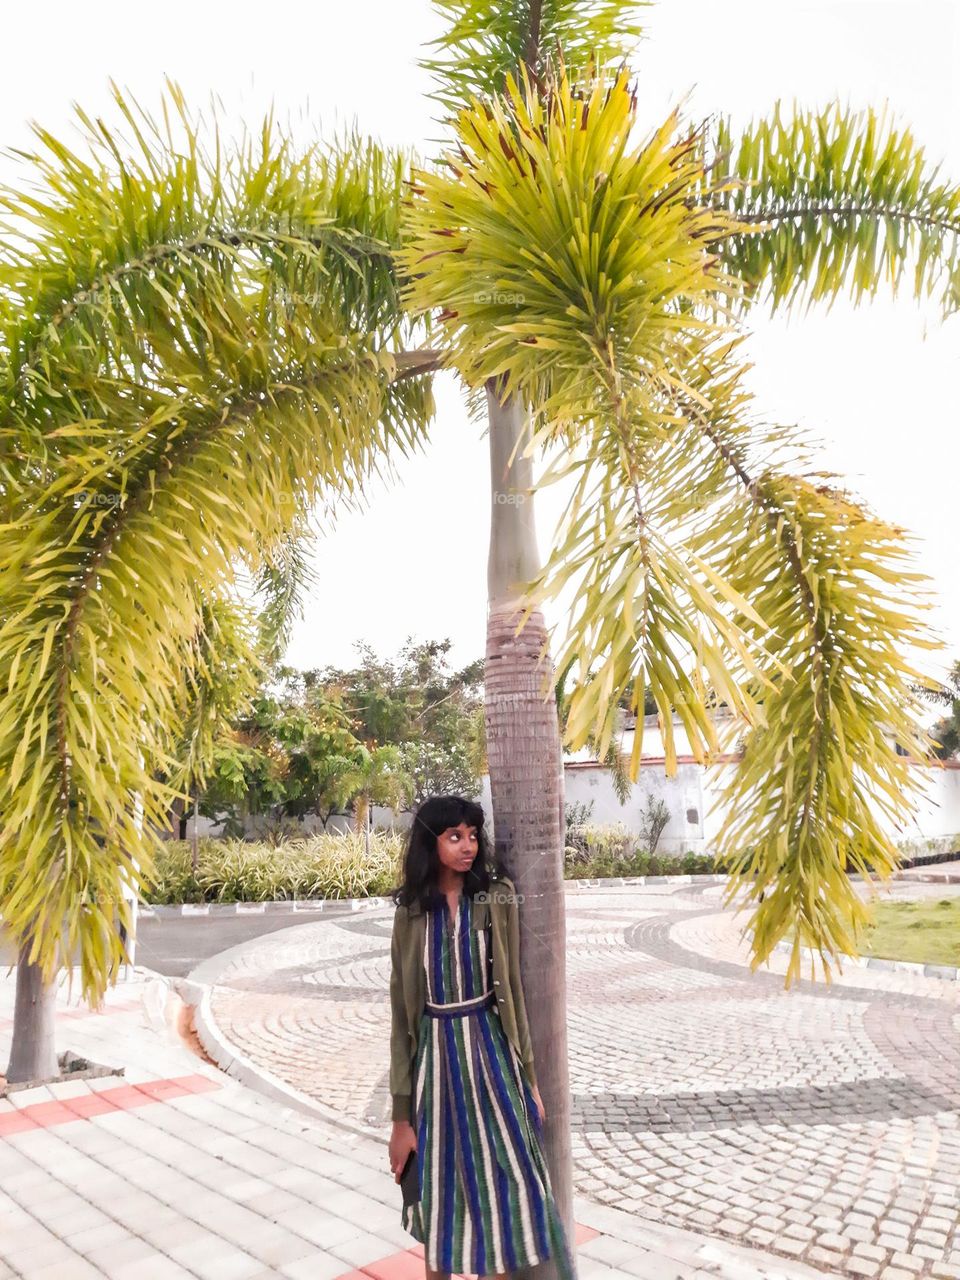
140,874 -> 730,917
141,896 -> 392,919
140,856 -> 959,917
769,939 -> 959,981
177,924 -> 385,1143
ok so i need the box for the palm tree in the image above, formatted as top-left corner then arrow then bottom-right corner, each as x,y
0,105 -> 435,1081
346,744 -> 413,857
1,7 -> 957,1274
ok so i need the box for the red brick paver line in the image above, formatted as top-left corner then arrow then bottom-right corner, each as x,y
0,998 -> 143,1033
334,1223 -> 600,1280
0,1073 -> 220,1136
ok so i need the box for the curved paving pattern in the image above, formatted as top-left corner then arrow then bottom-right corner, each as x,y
202,882 -> 960,1279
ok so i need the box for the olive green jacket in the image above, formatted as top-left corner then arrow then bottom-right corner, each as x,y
389,872 -> 538,1123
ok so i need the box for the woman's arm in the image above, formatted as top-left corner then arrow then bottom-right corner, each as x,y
389,908 -> 413,1123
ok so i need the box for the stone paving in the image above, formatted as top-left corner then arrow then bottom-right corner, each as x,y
198,878 -> 960,1280
0,970 -> 838,1280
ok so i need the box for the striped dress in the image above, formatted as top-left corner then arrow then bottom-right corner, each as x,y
401,890 -> 576,1278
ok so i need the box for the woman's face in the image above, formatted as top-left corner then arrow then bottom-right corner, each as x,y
436,821 -> 479,875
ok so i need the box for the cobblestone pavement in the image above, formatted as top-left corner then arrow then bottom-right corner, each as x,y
199,879 -> 960,1280
0,972 -> 836,1280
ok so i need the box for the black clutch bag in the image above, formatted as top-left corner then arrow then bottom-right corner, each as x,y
400,1147 -> 420,1206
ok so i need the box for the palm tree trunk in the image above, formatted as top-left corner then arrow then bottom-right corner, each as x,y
7,936 -> 58,1084
353,793 -> 369,836
190,784 -> 200,875
484,379 -> 574,1279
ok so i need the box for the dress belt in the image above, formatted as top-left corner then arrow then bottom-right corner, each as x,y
424,990 -> 496,1019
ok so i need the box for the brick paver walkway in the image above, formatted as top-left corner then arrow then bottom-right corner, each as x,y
197,880 -> 960,1280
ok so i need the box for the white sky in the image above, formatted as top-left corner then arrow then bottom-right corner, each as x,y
3,1 -> 958,686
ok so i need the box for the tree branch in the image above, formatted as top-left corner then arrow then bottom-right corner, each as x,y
708,199 -> 960,237
390,348 -> 446,382
524,0 -> 544,82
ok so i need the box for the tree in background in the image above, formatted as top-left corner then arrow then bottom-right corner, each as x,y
189,675 -> 373,838
917,659 -> 960,761
314,637 -> 485,806
177,639 -> 483,838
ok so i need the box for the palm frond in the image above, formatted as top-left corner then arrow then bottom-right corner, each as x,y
400,67 -> 748,422
253,523 -> 319,664
401,68 -> 764,771
714,480 -> 942,979
170,594 -> 262,795
0,86 -> 435,998
704,100 -> 960,318
423,0 -> 649,118
400,67 -> 948,981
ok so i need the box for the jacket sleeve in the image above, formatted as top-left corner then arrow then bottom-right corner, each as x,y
389,908 -> 413,1123
506,886 -> 539,1093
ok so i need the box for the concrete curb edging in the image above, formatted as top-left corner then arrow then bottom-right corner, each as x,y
178,923 -> 385,1143
142,896 -> 394,919
769,937 -> 959,981
139,852 -> 959,917
142,874 -> 730,918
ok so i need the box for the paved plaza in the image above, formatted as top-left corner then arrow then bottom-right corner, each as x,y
193,875 -> 960,1280
0,968 -> 836,1280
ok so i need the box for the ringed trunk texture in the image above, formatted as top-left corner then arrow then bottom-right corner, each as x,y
7,939 -> 58,1084
485,381 -> 575,1279
353,793 -> 369,836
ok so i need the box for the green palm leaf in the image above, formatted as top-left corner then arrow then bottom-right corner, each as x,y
0,86 -> 435,998
423,0 -> 648,118
399,64 -> 947,979
705,100 -> 960,318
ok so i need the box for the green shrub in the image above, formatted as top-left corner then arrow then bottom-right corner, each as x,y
562,822 -> 717,881
144,830 -> 407,903
145,825 -> 721,904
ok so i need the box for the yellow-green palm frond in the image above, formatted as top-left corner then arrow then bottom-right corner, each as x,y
666,365 -> 946,983
522,333 -> 778,780
0,85 -> 435,999
704,100 -> 960,318
400,68 -> 769,776
423,0 -> 649,119
508,303 -> 942,983
171,593 -> 262,797
705,485 -> 942,981
399,64 -> 949,986
253,520 -> 320,664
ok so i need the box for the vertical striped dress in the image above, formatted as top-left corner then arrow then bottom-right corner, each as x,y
400,889 -> 576,1278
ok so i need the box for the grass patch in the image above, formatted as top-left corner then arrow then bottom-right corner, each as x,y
863,898 -> 960,967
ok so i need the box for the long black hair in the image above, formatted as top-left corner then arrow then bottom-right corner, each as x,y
390,794 -> 507,913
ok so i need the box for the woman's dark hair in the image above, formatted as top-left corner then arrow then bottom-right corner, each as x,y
390,794 -> 506,912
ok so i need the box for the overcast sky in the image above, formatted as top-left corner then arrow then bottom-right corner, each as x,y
5,1 -> 958,687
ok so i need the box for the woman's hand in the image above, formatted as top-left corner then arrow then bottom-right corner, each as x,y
389,1121 -> 417,1181
530,1084 -> 546,1125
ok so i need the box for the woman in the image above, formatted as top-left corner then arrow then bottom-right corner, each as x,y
387,793 -> 576,1280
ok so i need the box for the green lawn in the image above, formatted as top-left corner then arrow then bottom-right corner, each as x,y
862,898 -> 960,966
